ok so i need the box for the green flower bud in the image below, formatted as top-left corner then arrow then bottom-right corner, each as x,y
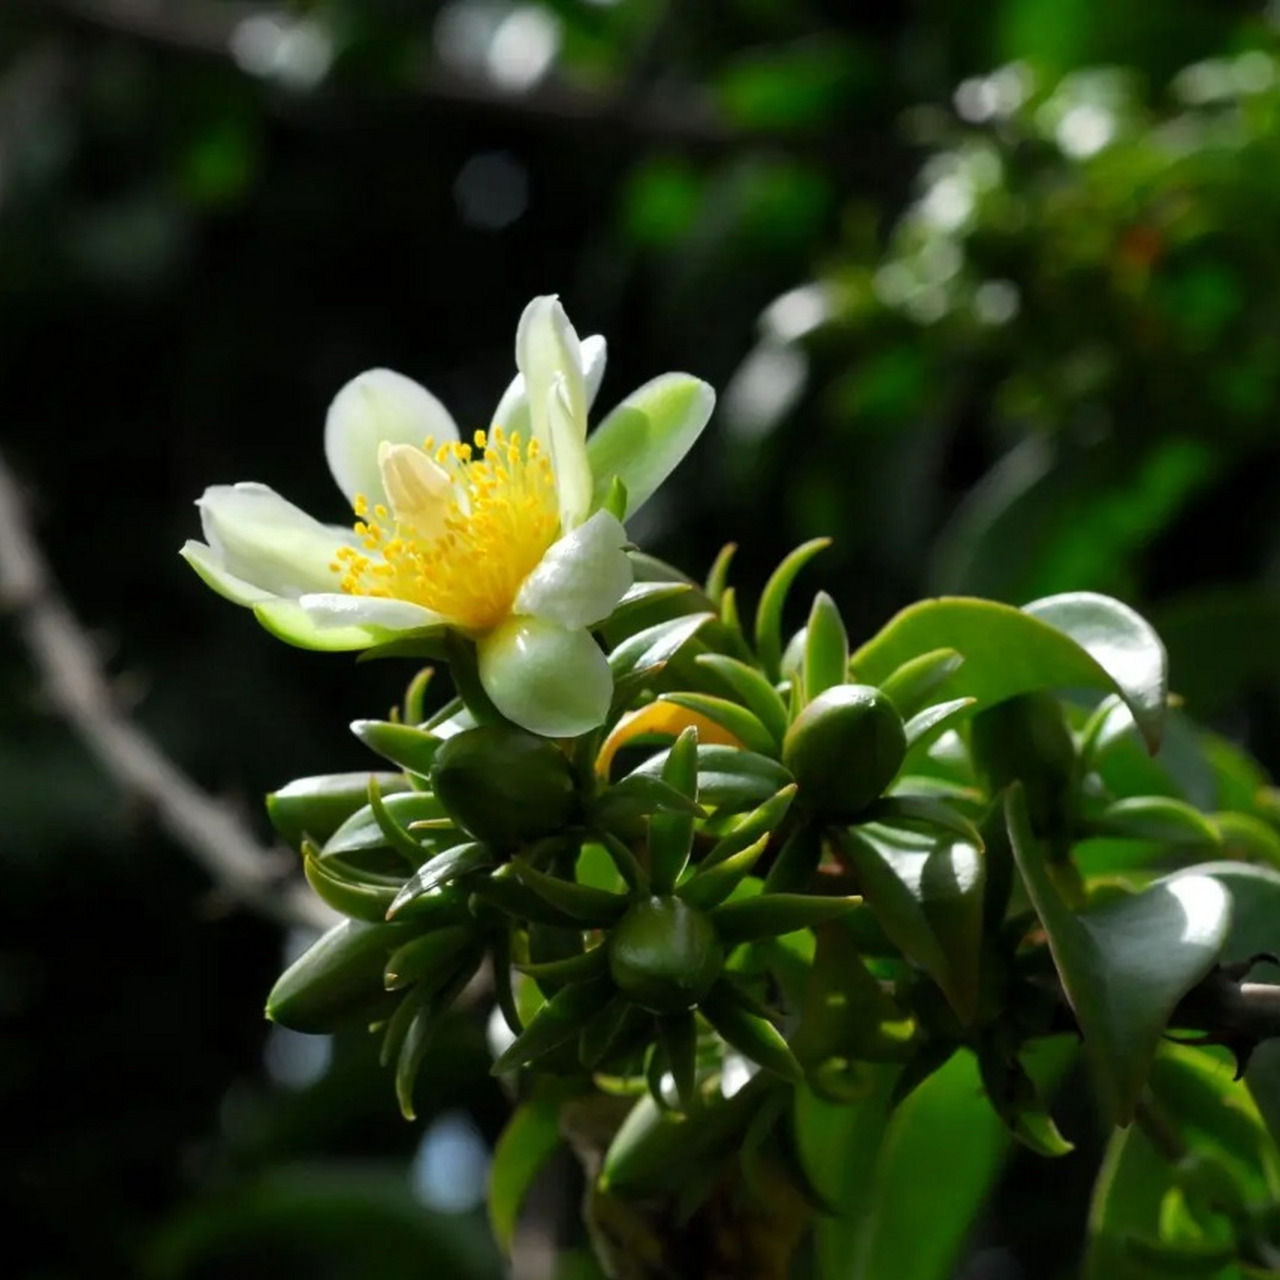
783,684 -> 906,818
608,897 -> 724,1013
429,725 -> 577,849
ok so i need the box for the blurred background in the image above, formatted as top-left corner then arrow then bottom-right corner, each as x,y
4,1 -> 1280,1276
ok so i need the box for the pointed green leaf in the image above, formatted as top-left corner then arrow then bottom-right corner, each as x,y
303,851 -> 400,923
755,539 -> 831,682
681,834 -> 771,911
510,860 -> 631,925
350,720 -> 443,776
1007,787 -> 1231,1124
1094,797 -> 1221,847
516,946 -> 610,985
489,1079 -> 578,1251
658,1012 -> 699,1111
696,653 -> 790,746
701,785 -> 796,872
711,892 -> 860,944
658,693 -> 777,756
397,953 -> 482,1118
384,925 -> 474,990
838,825 -> 985,1025
866,795 -> 985,848
492,978 -> 616,1072
632,744 -> 794,813
803,591 -> 850,702
650,726 -> 698,895
704,543 -> 738,608
700,982 -> 803,1081
608,612 -> 714,683
903,697 -> 976,751
877,648 -> 964,719
323,791 -> 448,857
268,772 -> 410,851
387,842 -> 492,916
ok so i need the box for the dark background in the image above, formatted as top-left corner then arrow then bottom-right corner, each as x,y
2,1 -> 1278,1277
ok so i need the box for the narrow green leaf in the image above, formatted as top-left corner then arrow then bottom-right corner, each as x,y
608,613 -> 713,681
803,591 -> 849,702
755,539 -> 831,682
511,860 -> 631,925
838,825 -> 985,1025
492,978 -> 616,1072
303,851 -> 399,923
387,843 -> 492,916
877,648 -> 964,719
1093,797 -> 1221,847
397,953 -> 482,1118
350,720 -> 443,776
650,727 -> 699,895
704,543 -> 738,607
696,654 -> 790,747
701,785 -> 797,872
384,925 -> 474,990
632,745 -> 794,813
1007,786 -> 1231,1124
321,791 -> 448,857
267,772 -> 410,851
489,1080 -> 578,1250
658,693 -> 777,756
701,982 -> 803,1081
866,795 -> 985,848
711,892 -> 860,944
659,1013 -> 699,1110
368,776 -> 433,865
516,947 -> 610,985
903,697 -> 976,751
681,834 -> 771,911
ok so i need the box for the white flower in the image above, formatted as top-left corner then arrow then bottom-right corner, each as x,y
182,296 -> 715,737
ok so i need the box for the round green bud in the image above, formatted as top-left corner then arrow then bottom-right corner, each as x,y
608,896 -> 724,1014
429,725 -> 577,849
783,684 -> 907,818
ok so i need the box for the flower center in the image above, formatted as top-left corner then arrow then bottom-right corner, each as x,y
333,428 -> 559,631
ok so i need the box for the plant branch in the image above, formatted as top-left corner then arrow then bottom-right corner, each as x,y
0,447 -> 333,931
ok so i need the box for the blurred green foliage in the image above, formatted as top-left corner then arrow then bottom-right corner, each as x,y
2,0 -> 1279,1276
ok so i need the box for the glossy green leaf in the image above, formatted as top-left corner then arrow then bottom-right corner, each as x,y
384,925 -> 474,991
657,692 -> 777,756
803,591 -> 850,702
608,613 -> 714,682
696,654 -> 790,746
492,978 -> 616,1073
266,919 -> 409,1033
388,843 -> 493,916
1094,797 -> 1222,847
711,891 -> 860,944
1007,787 -> 1231,1123
267,772 -> 410,851
851,595 -> 1167,754
877,648 -> 964,719
350,720 -> 442,776
489,1080 -> 578,1251
631,744 -> 794,813
755,539 -> 831,682
511,860 -> 630,925
838,825 -> 985,1025
700,982 -> 803,1081
323,792 -> 449,857
303,851 -> 399,923
867,795 -> 985,848
681,833 -> 771,911
903,697 -> 976,751
650,726 -> 700,897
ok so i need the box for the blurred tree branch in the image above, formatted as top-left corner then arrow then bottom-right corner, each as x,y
25,0 -> 893,170
0,448 -> 334,931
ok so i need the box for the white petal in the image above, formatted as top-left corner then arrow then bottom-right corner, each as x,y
378,442 -> 453,538
478,617 -> 612,738
325,368 -> 460,508
514,510 -> 631,628
254,599 -> 391,651
181,539 -> 277,607
515,296 -> 586,458
298,592 -> 444,631
197,482 -> 350,598
491,333 -> 606,440
586,374 -> 716,518
547,376 -> 593,529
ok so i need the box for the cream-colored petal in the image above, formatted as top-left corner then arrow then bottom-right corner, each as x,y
197,482 -> 349,598
478,616 -> 612,738
254,599 -> 391,651
297,592 -> 444,631
325,368 -> 460,509
492,332 -> 606,439
547,376 -> 593,529
181,539 -> 278,607
514,510 -> 631,629
514,296 -> 586,458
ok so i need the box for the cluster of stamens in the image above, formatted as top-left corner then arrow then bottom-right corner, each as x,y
331,427 -> 559,632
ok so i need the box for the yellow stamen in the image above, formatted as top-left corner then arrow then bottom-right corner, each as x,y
339,428 -> 559,631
